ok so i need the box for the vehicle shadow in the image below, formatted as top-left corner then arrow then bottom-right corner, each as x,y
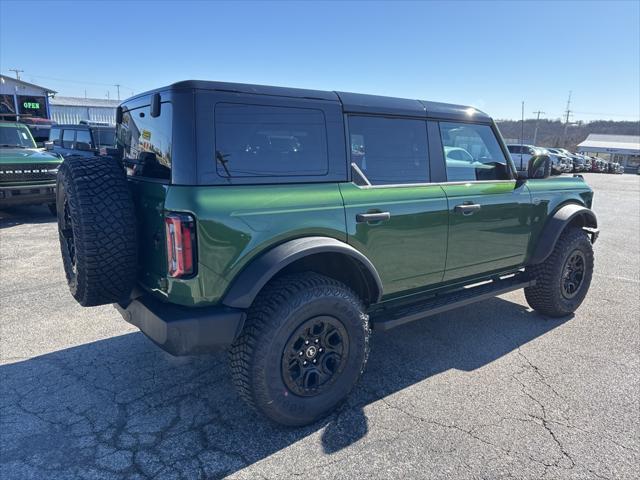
0,205 -> 56,228
0,297 -> 569,479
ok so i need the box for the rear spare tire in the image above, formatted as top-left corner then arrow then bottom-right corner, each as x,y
56,156 -> 137,307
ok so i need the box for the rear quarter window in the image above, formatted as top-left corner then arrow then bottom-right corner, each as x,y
214,103 -> 329,178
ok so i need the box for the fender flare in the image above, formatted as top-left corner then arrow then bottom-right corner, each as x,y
221,236 -> 383,309
528,204 -> 598,265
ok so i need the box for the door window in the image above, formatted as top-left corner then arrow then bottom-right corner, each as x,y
348,116 -> 429,185
440,122 -> 510,182
62,129 -> 75,148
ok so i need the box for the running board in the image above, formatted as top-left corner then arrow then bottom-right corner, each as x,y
371,275 -> 535,331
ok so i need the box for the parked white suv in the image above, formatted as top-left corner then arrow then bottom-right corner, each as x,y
507,144 -> 543,171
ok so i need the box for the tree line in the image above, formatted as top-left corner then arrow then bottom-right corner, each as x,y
495,119 -> 640,151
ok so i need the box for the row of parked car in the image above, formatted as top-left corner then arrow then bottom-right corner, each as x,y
508,144 -> 624,175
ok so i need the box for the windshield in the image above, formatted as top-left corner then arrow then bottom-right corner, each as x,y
0,123 -> 37,148
92,127 -> 116,147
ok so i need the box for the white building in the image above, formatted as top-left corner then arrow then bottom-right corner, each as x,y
49,96 -> 119,125
0,75 -> 55,119
577,134 -> 640,173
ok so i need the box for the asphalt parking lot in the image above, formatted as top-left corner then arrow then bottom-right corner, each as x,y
1,172 -> 638,479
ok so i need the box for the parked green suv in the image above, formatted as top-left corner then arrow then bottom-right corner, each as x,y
0,121 -> 62,214
56,81 -> 598,426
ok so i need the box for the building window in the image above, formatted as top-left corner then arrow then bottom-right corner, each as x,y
0,94 -> 16,116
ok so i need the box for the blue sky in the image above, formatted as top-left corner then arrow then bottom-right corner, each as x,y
1,0 -> 638,121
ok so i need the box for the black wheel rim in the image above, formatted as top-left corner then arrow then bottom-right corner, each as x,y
61,197 -> 77,275
561,250 -> 586,299
281,316 -> 349,397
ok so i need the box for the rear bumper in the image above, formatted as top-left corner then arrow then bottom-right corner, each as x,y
0,184 -> 56,207
115,295 -> 246,356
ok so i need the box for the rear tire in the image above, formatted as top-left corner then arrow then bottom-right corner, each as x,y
229,272 -> 370,426
525,227 -> 594,317
56,156 -> 137,307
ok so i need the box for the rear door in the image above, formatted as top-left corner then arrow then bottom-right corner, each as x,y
438,121 -> 532,282
341,115 -> 448,299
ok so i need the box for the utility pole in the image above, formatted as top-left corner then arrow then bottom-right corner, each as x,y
562,91 -> 572,147
9,69 -> 23,80
520,101 -> 525,145
114,84 -> 121,101
532,110 -> 545,145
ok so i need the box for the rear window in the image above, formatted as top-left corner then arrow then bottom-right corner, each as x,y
118,103 -> 172,180
214,103 -> 328,178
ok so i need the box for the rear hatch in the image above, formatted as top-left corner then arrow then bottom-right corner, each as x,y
117,96 -> 173,297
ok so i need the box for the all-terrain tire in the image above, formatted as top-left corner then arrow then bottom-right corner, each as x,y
525,227 -> 594,317
56,156 -> 137,307
229,272 -> 370,426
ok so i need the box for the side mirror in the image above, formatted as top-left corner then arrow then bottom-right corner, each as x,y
44,141 -> 54,151
527,154 -> 551,179
150,93 -> 161,118
75,141 -> 92,151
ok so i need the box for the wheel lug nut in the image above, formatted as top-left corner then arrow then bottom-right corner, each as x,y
303,361 -> 307,366
299,351 -> 303,356
313,359 -> 317,364
305,340 -> 309,345
314,339 -> 319,343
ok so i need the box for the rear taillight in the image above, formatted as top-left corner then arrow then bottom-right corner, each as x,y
165,213 -> 196,278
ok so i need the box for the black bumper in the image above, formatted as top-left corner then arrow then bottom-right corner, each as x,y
115,295 -> 246,356
0,185 -> 56,207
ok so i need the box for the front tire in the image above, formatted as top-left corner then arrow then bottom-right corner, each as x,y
229,272 -> 370,426
525,227 -> 594,317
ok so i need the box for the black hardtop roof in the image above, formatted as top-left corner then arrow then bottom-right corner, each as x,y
126,80 -> 492,122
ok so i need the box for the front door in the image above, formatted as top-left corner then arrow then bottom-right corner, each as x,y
341,115 -> 449,299
438,121 -> 532,282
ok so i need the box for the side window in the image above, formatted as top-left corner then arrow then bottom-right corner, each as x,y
76,130 -> 92,145
118,102 -> 173,180
214,103 -> 328,177
440,122 -> 510,182
62,129 -> 75,148
348,116 -> 429,185
49,127 -> 61,145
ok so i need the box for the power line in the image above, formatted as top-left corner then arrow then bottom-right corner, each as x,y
9,68 -> 23,80
21,72 -> 136,91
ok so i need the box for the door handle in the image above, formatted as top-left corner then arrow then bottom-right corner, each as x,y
356,212 -> 391,223
454,203 -> 481,216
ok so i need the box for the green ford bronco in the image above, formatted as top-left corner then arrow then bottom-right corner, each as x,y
1,121 -> 62,214
56,81 -> 598,426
